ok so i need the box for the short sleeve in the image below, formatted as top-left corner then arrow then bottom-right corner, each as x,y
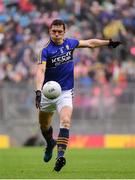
68,38 -> 79,49
38,48 -> 47,64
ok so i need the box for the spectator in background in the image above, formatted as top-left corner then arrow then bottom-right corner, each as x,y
103,15 -> 127,39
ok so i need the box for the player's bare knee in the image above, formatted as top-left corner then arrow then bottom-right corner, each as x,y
40,124 -> 50,131
60,117 -> 70,129
39,120 -> 50,131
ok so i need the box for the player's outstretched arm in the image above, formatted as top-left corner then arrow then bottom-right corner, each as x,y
78,39 -> 121,48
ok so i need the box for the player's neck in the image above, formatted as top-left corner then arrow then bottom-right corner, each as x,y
51,38 -> 64,45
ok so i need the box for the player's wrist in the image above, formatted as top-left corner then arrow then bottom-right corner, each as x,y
108,39 -> 112,46
108,39 -> 114,48
35,90 -> 41,96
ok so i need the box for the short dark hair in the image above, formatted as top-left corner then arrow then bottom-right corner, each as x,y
50,19 -> 65,31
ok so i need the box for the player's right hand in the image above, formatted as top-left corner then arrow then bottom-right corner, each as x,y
108,39 -> 122,48
35,90 -> 41,109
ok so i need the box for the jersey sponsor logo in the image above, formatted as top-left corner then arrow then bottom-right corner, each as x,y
47,50 -> 73,68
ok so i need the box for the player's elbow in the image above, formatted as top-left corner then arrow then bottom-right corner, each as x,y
88,44 -> 96,48
88,40 -> 97,48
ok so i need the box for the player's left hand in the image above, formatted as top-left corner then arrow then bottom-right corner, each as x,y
35,90 -> 41,109
108,39 -> 122,48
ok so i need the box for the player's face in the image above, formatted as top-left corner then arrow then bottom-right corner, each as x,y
49,25 -> 65,44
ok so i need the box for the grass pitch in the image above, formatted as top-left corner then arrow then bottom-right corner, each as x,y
0,147 -> 135,179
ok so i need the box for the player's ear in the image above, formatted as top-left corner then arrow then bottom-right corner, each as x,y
49,27 -> 52,34
63,29 -> 65,34
63,27 -> 65,33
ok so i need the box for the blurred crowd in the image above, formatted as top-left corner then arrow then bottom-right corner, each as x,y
0,0 -> 135,86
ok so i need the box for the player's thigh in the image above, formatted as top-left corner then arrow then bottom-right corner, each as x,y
39,111 -> 54,128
